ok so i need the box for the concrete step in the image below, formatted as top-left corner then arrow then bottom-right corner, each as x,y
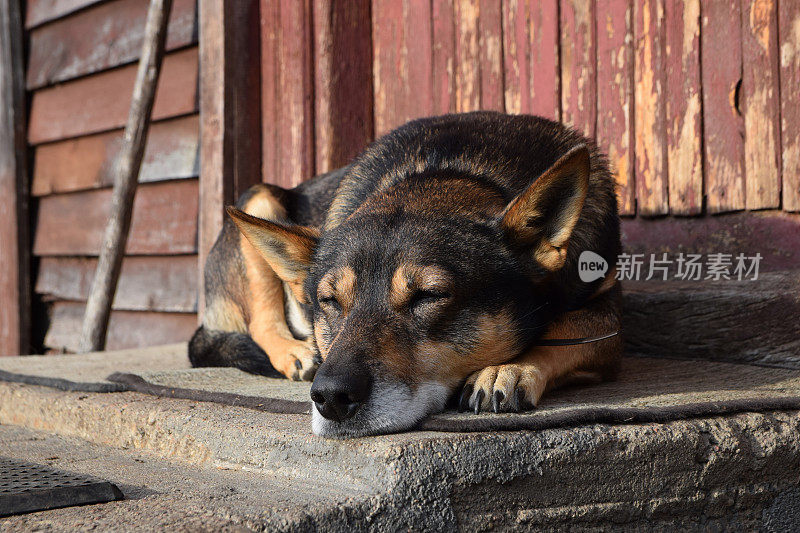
2,380 -> 800,530
0,425 -> 372,531
623,270 -> 800,369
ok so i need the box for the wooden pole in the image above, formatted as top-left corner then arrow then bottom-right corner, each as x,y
0,0 -> 30,356
79,0 -> 173,353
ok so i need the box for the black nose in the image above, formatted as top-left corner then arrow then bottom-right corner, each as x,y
310,368 -> 371,422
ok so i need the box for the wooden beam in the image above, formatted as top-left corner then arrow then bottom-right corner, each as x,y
28,47 -> 199,145
0,0 -> 30,355
560,0 -> 597,137
701,0 -> 745,213
664,0 -> 702,215
312,0 -> 373,174
780,0 -> 800,211
25,0 -> 102,29
34,179 -> 199,256
199,0 -> 262,314
596,0 -> 635,215
741,0 -> 781,210
32,115 -> 198,196
633,0 -> 668,216
27,0 -> 197,90
36,256 -> 197,313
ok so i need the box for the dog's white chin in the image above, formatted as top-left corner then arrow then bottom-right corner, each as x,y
311,380 -> 450,438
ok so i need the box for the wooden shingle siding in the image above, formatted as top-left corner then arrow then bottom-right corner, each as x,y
36,256 -> 197,313
741,0 -> 781,210
26,0 -> 197,89
34,179 -> 198,256
32,114 -> 198,196
44,302 -> 196,353
28,47 -> 198,144
780,0 -> 800,211
25,0 -> 103,29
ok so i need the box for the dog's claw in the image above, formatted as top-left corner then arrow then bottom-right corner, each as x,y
458,385 -> 473,413
473,390 -> 484,414
492,390 -> 504,413
312,354 -> 323,365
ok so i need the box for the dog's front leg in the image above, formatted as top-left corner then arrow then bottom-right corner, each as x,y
461,285 -> 623,413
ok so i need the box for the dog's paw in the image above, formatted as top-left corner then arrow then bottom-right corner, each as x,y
271,338 -> 321,381
458,363 -> 547,414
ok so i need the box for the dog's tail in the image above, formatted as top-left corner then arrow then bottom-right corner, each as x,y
188,326 -> 281,377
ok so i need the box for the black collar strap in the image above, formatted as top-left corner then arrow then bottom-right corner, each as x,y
534,330 -> 619,346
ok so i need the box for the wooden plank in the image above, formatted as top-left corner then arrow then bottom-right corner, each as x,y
27,0 -> 197,90
372,0 -> 433,135
260,0 -> 279,185
503,0 -> 560,117
371,0 -> 405,136
664,0 -> 702,215
277,0 -> 315,186
780,0 -> 800,211
502,0 -> 527,114
701,0 -> 745,213
560,0 -> 596,137
313,0 -> 373,174
199,0 -> 262,315
595,0 -> 634,215
633,0 -> 668,215
741,0 -> 781,210
45,301 -> 196,352
33,179 -> 198,256
28,46 -> 198,145
0,0 -> 30,355
25,0 -> 102,28
32,114 -> 198,196
432,0 -> 456,114
477,0 -> 504,111
529,0 -> 560,120
454,0 -> 480,111
36,256 -> 197,312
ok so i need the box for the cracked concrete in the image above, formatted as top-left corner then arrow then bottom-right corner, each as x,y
2,380 -> 800,530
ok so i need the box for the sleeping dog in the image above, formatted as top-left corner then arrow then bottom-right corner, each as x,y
189,111 -> 622,437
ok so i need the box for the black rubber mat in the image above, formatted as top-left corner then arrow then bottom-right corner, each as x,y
0,457 -> 123,517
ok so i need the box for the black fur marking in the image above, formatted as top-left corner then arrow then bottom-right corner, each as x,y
189,326 -> 281,378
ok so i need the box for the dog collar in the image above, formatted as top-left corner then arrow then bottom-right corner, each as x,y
534,330 -> 619,346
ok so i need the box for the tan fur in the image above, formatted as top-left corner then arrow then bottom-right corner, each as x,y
317,266 -> 357,315
389,263 -> 453,309
466,285 -> 622,411
203,297 -> 247,334
416,309 -> 522,387
502,146 -> 589,271
234,187 -> 318,380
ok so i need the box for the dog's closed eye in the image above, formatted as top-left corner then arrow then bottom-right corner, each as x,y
408,290 -> 451,311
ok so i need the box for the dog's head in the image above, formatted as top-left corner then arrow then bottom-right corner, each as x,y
228,146 -> 589,437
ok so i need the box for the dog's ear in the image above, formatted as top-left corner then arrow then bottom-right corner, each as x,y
501,145 -> 590,271
227,206 -> 319,296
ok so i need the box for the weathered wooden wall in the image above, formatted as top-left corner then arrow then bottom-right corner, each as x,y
260,0 -> 799,218
10,0 -> 800,354
25,0 -> 200,353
